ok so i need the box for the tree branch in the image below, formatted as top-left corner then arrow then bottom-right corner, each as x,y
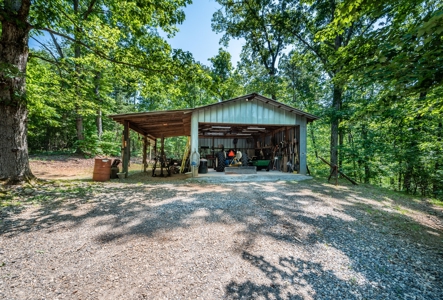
39,27 -> 167,74
344,23 -> 356,46
29,49 -> 63,77
292,31 -> 333,77
29,54 -> 55,64
49,32 -> 65,59
83,0 -> 98,20
18,0 -> 31,18
30,37 -> 59,63
52,4 -> 78,27
324,41 -> 335,49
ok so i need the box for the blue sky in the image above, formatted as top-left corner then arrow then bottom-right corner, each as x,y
166,0 -> 243,66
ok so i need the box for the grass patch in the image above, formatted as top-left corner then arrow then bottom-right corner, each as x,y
295,177 -> 442,247
430,198 -> 443,207
394,205 -> 409,215
1,181 -> 102,212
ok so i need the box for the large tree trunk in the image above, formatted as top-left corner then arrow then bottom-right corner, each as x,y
433,122 -> 442,196
76,113 -> 84,140
73,0 -> 84,151
330,85 -> 342,169
361,123 -> 370,184
330,31 -> 343,170
94,72 -> 102,139
0,0 -> 34,183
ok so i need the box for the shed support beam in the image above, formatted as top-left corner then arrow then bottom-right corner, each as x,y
122,120 -> 130,177
299,119 -> 307,175
190,111 -> 199,157
160,135 -> 165,177
143,136 -> 148,173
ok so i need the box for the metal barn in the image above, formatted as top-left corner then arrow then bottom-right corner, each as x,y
110,93 -> 318,177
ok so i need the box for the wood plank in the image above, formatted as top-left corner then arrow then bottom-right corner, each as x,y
128,122 -> 147,136
147,127 -> 186,133
143,136 -> 147,173
121,113 -> 186,122
137,122 -> 185,128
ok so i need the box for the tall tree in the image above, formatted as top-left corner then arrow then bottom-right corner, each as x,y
282,0 -> 381,170
208,48 -> 242,101
212,0 -> 292,99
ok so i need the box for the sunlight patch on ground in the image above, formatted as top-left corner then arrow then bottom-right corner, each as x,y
248,182 -> 279,193
189,208 -> 211,218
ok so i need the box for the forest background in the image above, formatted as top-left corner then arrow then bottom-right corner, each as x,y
1,0 -> 442,199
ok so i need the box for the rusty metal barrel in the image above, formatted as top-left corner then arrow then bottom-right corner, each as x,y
92,158 -> 111,182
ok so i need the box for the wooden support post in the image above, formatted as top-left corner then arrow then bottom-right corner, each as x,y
123,120 -> 130,177
160,135 -> 165,177
143,136 -> 148,173
151,139 -> 158,177
154,139 -> 157,158
149,140 -> 152,161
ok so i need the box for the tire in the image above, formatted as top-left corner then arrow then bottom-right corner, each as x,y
216,151 -> 226,172
241,152 -> 248,166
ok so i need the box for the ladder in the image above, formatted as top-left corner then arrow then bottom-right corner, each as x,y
180,136 -> 191,173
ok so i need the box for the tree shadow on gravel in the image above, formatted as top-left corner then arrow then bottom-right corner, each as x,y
1,179 -> 443,299
225,251 -> 371,300
236,182 -> 443,299
0,184 -> 234,239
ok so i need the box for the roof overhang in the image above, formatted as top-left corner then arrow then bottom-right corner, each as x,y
109,108 -> 193,138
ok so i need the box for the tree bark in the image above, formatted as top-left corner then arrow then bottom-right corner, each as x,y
330,85 -> 342,169
94,72 -> 102,139
434,122 -> 442,195
0,0 -> 34,182
361,123 -> 370,183
339,126 -> 343,172
73,0 -> 84,149
96,109 -> 102,139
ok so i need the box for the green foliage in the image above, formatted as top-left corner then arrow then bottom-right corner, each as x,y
75,131 -> 100,158
99,131 -> 121,157
208,48 -> 243,101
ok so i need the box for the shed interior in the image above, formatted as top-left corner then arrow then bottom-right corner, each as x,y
109,93 -> 318,177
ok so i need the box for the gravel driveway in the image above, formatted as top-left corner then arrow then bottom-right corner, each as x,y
1,179 -> 442,299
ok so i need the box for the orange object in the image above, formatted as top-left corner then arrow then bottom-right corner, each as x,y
92,158 -> 111,181
228,150 -> 235,157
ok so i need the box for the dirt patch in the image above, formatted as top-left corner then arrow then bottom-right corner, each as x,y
29,154 -> 98,180
29,155 -> 185,182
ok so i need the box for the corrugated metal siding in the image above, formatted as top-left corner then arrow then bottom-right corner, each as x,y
197,100 -> 299,125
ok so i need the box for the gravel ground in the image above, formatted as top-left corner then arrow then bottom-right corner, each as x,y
1,179 -> 442,299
